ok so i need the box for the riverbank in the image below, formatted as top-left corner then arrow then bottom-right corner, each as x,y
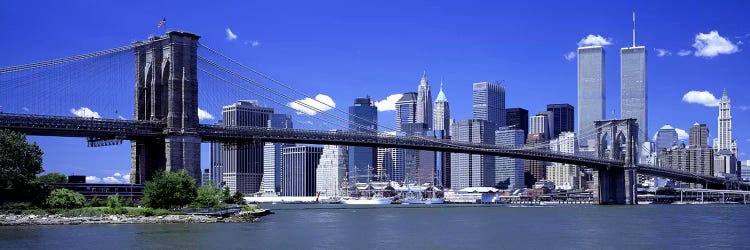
0,208 -> 273,226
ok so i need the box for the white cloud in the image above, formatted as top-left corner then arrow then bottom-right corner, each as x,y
113,172 -> 122,177
102,176 -> 121,184
225,28 -> 238,41
692,30 -> 739,58
564,51 -> 576,61
738,41 -> 745,45
735,105 -> 750,111
70,107 -> 101,118
250,40 -> 260,47
288,94 -> 336,115
654,48 -> 672,57
117,115 -> 126,120
122,174 -> 131,183
682,91 -> 720,107
374,94 -> 403,112
22,107 -> 29,112
301,120 -> 313,125
85,176 -> 101,183
677,50 -> 692,56
675,128 -> 689,141
577,34 -> 612,47
198,108 -> 215,120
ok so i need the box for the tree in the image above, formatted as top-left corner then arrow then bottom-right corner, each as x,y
232,191 -> 246,205
221,186 -> 233,204
0,130 -> 44,202
36,173 -> 67,183
88,197 -> 104,207
47,188 -> 85,209
106,194 -> 122,208
192,183 -> 223,208
141,170 -> 197,209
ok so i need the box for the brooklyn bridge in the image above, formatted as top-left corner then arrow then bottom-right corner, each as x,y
1,31 -> 745,204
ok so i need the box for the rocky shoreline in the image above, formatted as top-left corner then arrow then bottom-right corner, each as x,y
0,209 -> 273,226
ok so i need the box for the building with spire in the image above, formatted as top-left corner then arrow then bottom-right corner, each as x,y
433,80 -> 450,134
433,80 -> 451,187
416,71 -> 433,130
716,89 -> 734,155
621,12 -> 648,151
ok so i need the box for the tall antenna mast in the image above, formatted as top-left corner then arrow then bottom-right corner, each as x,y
632,11 -> 636,47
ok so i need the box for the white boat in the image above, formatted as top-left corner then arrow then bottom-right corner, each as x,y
340,197 -> 392,205
404,198 -> 445,204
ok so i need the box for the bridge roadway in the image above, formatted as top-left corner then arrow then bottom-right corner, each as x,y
1,113 -> 744,189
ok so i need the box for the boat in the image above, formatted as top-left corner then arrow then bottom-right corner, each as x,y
403,197 -> 445,204
399,182 -> 445,204
340,197 -> 393,205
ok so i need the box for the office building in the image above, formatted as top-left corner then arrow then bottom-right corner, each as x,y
655,125 -> 678,152
548,132 -> 580,190
396,92 -> 418,131
201,169 -> 211,187
714,150 -> 737,178
577,46 -> 605,149
505,108 -> 529,140
495,128 -> 525,190
525,133 -> 547,187
210,121 -> 224,187
434,80 -> 451,135
716,89 -> 736,156
451,119 -> 495,189
689,123 -> 709,149
281,145 -> 323,196
221,100 -> 273,194
743,160 -> 750,181
472,81 -> 506,129
262,114 -> 294,194
377,147 -> 404,182
401,123 -> 436,184
435,130 -> 450,187
315,144 -> 348,197
348,96 -> 378,183
546,104 -> 574,139
659,143 -> 714,179
620,14 -> 647,148
530,112 -> 552,140
416,71 -> 433,130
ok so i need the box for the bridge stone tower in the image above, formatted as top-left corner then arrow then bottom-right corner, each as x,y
593,118 -> 638,205
130,31 -> 201,184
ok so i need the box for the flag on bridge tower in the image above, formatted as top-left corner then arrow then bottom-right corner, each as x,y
157,18 -> 166,28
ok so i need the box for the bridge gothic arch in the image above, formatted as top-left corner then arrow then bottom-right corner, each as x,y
593,119 -> 639,205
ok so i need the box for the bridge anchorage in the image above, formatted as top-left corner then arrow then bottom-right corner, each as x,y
593,119 -> 639,205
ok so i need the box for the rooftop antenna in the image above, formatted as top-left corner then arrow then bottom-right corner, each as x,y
632,11 -> 636,47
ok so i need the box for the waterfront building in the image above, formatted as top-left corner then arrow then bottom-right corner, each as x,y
433,80 -> 451,135
402,123 -> 436,184
577,46 -> 605,149
714,150 -> 737,178
315,144 -> 348,197
530,112 -> 552,140
525,133 -> 547,187
655,125 -> 678,152
716,89 -> 736,156
620,17 -> 647,149
451,119 -> 495,189
495,128 -> 525,190
546,104 -> 574,139
222,100 -> 273,194
348,96 -> 378,183
505,108 -> 529,139
658,142 -> 714,179
262,114 -> 294,194
548,132 -> 580,190
281,145 -> 323,196
743,160 -> 750,181
377,146 -> 404,182
416,71 -> 433,130
472,81 -> 506,129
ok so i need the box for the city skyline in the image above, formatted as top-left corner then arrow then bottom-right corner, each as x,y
0,1 -> 748,181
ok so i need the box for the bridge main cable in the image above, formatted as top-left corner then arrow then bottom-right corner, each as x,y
0,44 -> 142,74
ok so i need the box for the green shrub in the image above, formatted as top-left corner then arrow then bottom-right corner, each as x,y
88,197 -> 104,207
35,173 -> 67,183
46,189 -> 85,209
192,183 -> 222,208
106,195 -> 122,208
232,191 -> 246,205
241,204 -> 260,212
141,170 -> 197,209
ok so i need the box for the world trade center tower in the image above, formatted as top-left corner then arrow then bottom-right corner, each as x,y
577,46 -> 605,149
621,12 -> 647,149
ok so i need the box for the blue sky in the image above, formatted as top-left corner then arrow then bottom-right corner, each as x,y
1,0 -> 748,182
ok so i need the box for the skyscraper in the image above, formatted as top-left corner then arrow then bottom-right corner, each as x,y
201,169 -> 211,187
717,89 -> 734,155
525,133 -> 547,187
450,119 -> 495,189
546,104 -> 574,138
505,108 -> 529,140
433,80 -> 450,134
396,92 -> 418,131
348,96 -> 377,183
262,113 -> 293,194
210,120 -> 224,187
222,100 -> 274,194
689,123 -> 709,149
530,113 -> 551,140
620,37 -> 647,149
281,145 -> 323,196
655,125 -> 678,152
315,144 -> 348,197
548,132 -> 580,190
495,128 -> 525,190
472,82 -> 506,129
416,71 -> 433,130
377,146 -> 404,182
577,46 -> 605,149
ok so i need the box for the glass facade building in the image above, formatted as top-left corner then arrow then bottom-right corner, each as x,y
505,108 -> 529,141
620,46 -> 647,147
472,82 -> 506,129
577,46 -> 605,148
348,96 -> 377,183
495,128 -> 525,190
546,104 -> 574,139
221,100 -> 274,194
281,146 -> 323,196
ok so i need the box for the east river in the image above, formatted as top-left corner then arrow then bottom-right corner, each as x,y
2,204 -> 749,249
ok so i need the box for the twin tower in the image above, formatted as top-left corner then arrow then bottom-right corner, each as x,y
129,31 -> 201,184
